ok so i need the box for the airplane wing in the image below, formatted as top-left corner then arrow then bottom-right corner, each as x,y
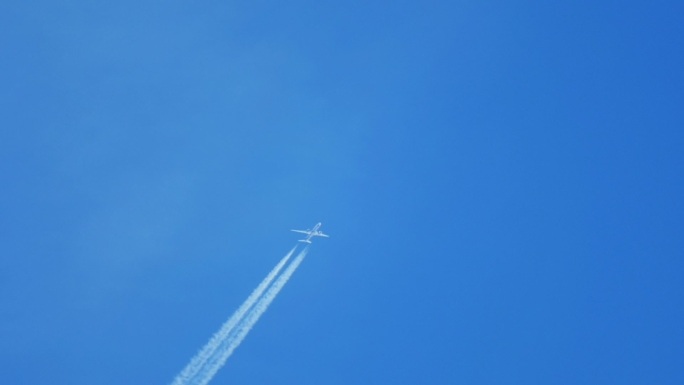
291,229 -> 311,234
318,233 -> 330,238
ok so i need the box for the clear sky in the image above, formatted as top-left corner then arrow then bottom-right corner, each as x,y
2,1 -> 683,384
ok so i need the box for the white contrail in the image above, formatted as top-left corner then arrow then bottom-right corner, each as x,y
171,246 -> 297,385
195,246 -> 309,385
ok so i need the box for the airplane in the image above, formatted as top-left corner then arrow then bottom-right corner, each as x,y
291,222 -> 329,244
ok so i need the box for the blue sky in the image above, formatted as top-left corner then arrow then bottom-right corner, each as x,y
2,1 -> 683,384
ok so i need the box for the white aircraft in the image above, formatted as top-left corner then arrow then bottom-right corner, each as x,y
291,222 -> 329,244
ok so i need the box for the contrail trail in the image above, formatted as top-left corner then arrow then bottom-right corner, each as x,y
170,246 -> 297,385
194,246 -> 309,385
